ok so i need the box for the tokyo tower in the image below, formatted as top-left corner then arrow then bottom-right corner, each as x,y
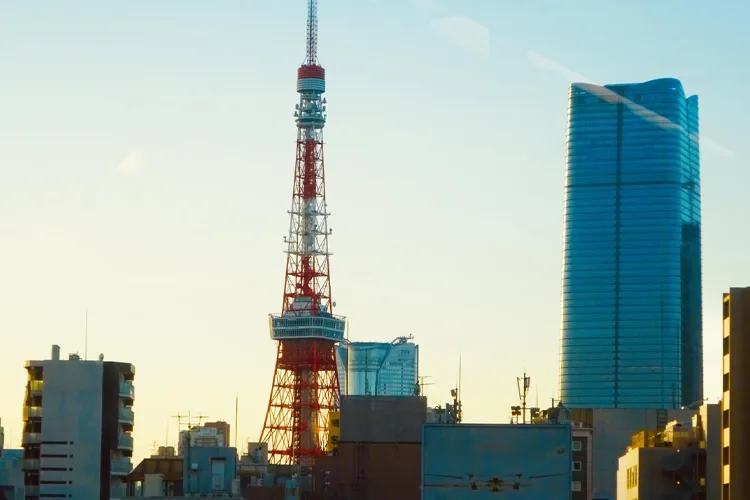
259,0 -> 345,466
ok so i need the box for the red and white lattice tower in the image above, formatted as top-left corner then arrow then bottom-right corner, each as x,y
259,0 -> 345,467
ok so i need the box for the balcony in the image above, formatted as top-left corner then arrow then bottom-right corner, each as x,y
118,433 -> 133,451
29,380 -> 44,394
22,432 -> 41,445
118,407 -> 135,425
270,313 -> 346,341
119,381 -> 135,401
111,457 -> 133,476
21,458 -> 40,470
23,406 -> 43,421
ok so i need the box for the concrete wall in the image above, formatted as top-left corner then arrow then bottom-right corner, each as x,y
313,442 -> 421,500
422,424 -> 572,500
182,446 -> 237,495
41,360 -> 104,499
699,403 -> 721,500
340,396 -> 426,443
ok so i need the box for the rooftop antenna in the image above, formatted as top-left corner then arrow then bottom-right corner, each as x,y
418,375 -> 435,396
457,354 -> 463,423
84,308 -> 88,361
235,394 -> 239,450
516,370 -> 531,424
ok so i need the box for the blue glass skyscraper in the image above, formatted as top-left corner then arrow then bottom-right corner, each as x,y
559,78 -> 702,409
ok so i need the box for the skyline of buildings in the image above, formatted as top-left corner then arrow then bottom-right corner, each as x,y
0,65 -> 743,498
559,77 -> 703,410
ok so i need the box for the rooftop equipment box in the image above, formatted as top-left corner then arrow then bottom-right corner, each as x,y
422,424 -> 572,500
340,396 -> 427,443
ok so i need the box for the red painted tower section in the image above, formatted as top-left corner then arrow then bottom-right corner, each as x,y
259,0 -> 345,467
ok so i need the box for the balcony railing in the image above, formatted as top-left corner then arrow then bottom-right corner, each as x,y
22,432 -> 41,445
118,407 -> 135,424
111,458 -> 133,475
119,381 -> 135,400
29,380 -> 44,393
118,433 -> 133,450
23,406 -> 43,420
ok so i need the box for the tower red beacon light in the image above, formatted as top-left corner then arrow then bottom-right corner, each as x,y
259,0 -> 345,467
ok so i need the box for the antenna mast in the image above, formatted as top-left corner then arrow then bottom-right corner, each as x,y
305,0 -> 318,65
84,309 -> 88,361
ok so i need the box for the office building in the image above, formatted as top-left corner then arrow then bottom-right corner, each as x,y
338,336 -> 419,396
721,288 -> 750,499
21,345 -> 135,499
202,421 -> 231,448
560,77 -> 702,409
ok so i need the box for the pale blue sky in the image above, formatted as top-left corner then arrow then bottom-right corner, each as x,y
1,0 -> 748,461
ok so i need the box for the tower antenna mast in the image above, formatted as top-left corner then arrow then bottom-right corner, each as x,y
305,0 -> 318,65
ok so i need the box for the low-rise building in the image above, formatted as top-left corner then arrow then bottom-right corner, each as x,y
564,407 -> 697,499
0,449 -> 25,500
617,420 -> 705,500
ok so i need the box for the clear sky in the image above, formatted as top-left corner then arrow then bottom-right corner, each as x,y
1,0 -> 748,462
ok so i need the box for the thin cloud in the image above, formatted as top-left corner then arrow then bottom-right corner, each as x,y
431,16 -> 490,58
527,50 -> 734,158
117,150 -> 144,175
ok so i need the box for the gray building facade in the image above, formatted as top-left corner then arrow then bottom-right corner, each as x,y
21,346 -> 135,500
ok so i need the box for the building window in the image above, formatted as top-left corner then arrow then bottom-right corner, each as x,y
723,372 -> 729,392
723,446 -> 730,465
723,409 -> 730,429
723,336 -> 730,355
572,480 -> 581,492
572,440 -> 582,451
572,461 -> 582,471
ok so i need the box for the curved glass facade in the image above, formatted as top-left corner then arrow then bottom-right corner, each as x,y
559,78 -> 702,409
337,340 -> 419,397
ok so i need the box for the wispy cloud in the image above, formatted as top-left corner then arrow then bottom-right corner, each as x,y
117,150 -> 144,175
527,51 -> 593,84
431,16 -> 490,58
527,50 -> 734,158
